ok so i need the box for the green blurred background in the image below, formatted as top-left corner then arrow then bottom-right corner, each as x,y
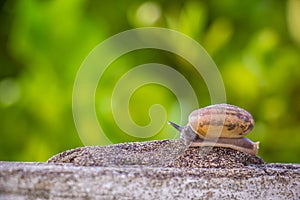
1,0 -> 300,163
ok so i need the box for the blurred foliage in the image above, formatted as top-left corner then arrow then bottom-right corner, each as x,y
0,0 -> 300,163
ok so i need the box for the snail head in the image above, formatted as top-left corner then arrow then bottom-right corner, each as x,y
168,121 -> 198,146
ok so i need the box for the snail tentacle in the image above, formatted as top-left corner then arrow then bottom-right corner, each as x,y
168,121 -> 197,146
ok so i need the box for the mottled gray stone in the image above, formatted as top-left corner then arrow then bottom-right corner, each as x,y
47,140 -> 264,168
0,162 -> 299,199
0,140 -> 299,199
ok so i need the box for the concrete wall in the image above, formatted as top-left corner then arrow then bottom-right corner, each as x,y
0,162 -> 299,199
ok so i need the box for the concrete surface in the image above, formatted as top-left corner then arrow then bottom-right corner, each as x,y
0,162 -> 299,199
47,140 -> 264,168
0,140 -> 299,199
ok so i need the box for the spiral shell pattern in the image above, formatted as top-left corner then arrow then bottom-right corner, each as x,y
188,104 -> 254,139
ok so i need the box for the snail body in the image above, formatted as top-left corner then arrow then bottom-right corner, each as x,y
169,104 -> 259,156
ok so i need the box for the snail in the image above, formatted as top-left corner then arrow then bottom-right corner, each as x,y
168,104 -> 259,155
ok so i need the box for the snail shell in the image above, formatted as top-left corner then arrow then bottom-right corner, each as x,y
169,104 -> 259,156
188,104 -> 254,139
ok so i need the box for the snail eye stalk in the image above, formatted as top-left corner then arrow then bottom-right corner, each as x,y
168,121 -> 183,132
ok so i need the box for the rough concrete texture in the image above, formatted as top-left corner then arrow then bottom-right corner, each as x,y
0,162 -> 299,199
0,140 -> 299,199
48,140 -> 264,168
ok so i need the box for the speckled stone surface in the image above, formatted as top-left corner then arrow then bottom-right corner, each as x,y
0,161 -> 299,199
0,140 -> 299,199
47,140 -> 264,168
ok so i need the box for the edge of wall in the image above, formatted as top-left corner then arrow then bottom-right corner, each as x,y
0,161 -> 299,199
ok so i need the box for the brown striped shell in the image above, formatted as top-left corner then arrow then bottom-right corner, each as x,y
188,104 -> 254,139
